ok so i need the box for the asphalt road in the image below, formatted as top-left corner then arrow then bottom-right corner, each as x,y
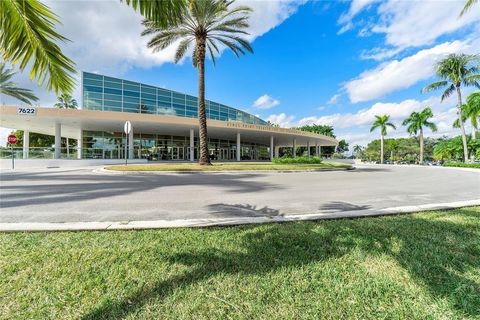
0,165 -> 479,223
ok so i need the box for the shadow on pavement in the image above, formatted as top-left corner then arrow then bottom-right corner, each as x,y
319,201 -> 372,212
207,203 -> 283,218
0,171 -> 282,209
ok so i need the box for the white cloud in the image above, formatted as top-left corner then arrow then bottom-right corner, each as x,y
373,0 -> 480,49
339,0 -> 480,53
266,113 -> 295,127
296,93 -> 465,146
327,93 -> 340,105
337,0 -> 378,34
252,94 -> 280,109
345,39 -> 478,103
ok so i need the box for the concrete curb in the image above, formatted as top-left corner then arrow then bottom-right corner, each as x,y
1,199 -> 478,232
96,166 -> 354,175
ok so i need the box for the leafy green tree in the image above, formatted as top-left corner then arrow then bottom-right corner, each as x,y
460,0 -> 478,16
337,139 -> 349,153
402,107 -> 437,163
434,136 -> 480,161
141,0 -> 253,165
370,114 -> 396,164
297,124 -> 335,137
0,63 -> 38,104
1,0 -> 76,93
54,93 -> 77,156
422,54 -> 480,162
453,91 -> 480,139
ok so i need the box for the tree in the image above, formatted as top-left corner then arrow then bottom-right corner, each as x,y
298,124 -> 335,137
141,0 -> 253,165
0,63 -> 38,104
422,54 -> 480,162
123,0 -> 187,28
460,0 -> 478,16
370,114 -> 396,164
353,145 -> 363,159
54,93 -> 78,157
1,0 -> 76,94
402,107 -> 437,164
337,139 -> 349,153
454,91 -> 480,139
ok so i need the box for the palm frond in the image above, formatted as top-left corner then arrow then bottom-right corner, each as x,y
441,84 -> 456,101
0,63 -> 38,104
0,0 -> 76,94
421,81 -> 447,93
123,0 -> 186,28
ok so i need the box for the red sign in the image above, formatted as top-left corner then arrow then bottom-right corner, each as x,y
7,134 -> 17,145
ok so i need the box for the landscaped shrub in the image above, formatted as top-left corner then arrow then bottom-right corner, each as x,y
272,156 -> 322,164
444,161 -> 480,169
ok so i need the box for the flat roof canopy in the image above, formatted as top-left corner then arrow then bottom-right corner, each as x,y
0,106 -> 337,147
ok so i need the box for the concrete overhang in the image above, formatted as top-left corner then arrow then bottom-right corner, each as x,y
0,105 -> 338,147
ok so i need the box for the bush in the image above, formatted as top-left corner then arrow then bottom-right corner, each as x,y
272,156 -> 322,164
444,161 -> 480,169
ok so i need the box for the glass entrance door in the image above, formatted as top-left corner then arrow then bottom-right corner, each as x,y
172,147 -> 184,160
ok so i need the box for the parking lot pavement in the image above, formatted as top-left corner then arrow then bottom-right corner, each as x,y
0,164 -> 479,224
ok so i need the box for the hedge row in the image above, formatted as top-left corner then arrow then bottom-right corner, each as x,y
272,156 -> 323,164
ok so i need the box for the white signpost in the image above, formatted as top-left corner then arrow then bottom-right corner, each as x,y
124,121 -> 132,165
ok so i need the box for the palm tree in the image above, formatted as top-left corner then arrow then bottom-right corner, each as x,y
123,0 -> 187,28
54,93 -> 78,157
0,63 -> 38,104
422,54 -> 480,162
141,0 -> 253,165
353,145 -> 363,159
402,107 -> 438,164
460,0 -> 478,16
1,0 -> 76,94
370,114 -> 396,164
454,91 -> 480,139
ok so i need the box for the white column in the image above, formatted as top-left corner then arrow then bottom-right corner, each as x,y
236,132 -> 241,161
128,128 -> 134,159
319,146 -> 322,158
315,142 -> 318,157
77,130 -> 83,160
307,140 -> 310,157
275,146 -> 280,158
293,139 -> 296,158
23,130 -> 29,159
270,136 -> 274,161
54,123 -> 61,159
190,129 -> 194,162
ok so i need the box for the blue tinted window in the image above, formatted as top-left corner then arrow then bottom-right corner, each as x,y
123,90 -> 140,98
84,85 -> 103,93
104,87 -> 122,95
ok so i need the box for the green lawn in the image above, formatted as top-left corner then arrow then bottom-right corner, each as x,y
105,161 -> 351,172
1,207 -> 479,319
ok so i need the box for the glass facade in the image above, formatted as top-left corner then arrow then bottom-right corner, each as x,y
82,72 -> 268,125
82,130 -> 270,161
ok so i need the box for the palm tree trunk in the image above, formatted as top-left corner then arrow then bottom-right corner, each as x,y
197,38 -> 211,165
419,128 -> 424,164
380,134 -> 384,164
456,86 -> 469,162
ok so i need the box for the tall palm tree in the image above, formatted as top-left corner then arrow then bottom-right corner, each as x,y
453,91 -> 480,139
1,0 -> 76,94
422,54 -> 480,162
402,107 -> 438,164
0,63 -> 38,104
460,0 -> 478,16
141,0 -> 253,165
370,114 -> 396,164
54,93 -> 78,157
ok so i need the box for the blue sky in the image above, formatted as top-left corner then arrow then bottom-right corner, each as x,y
1,0 -> 479,147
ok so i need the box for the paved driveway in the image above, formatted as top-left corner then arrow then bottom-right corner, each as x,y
0,165 -> 479,223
